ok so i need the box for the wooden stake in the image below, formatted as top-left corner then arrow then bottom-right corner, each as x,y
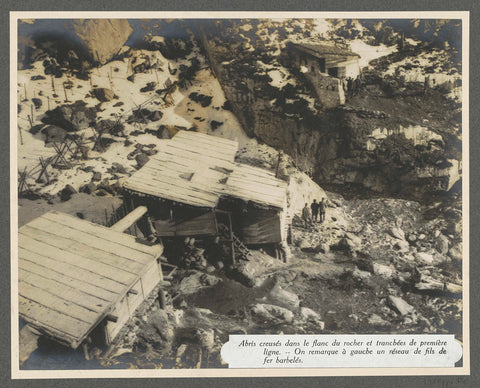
51,76 -> 55,92
62,82 -> 68,102
23,83 -> 27,100
47,96 -> 50,111
82,343 -> 90,360
18,126 -> 23,145
30,104 -> 34,122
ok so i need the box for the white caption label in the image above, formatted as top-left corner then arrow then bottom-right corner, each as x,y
221,334 -> 463,368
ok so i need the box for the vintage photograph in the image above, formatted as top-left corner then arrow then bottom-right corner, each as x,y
13,14 -> 466,373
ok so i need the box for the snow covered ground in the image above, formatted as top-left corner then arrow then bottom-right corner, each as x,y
16,41 -> 251,196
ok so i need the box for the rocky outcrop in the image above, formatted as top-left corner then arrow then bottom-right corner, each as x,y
42,100 -> 97,131
198,23 -> 462,200
18,19 -> 133,69
70,19 -> 133,64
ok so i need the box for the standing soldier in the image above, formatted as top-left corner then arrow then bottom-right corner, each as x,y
311,199 -> 319,222
302,203 -> 312,228
319,198 -> 327,223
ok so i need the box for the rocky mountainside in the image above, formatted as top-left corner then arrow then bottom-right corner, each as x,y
196,19 -> 462,199
18,18 -> 462,199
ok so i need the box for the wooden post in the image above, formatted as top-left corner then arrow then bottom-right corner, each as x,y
47,96 -> 50,111
82,342 -> 90,360
23,83 -> 27,100
18,126 -> 23,145
30,104 -> 34,122
275,151 -> 282,178
51,76 -> 55,93
228,213 -> 235,266
62,82 -> 69,102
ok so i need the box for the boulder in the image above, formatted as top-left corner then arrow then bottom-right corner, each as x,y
367,313 -> 391,328
393,239 -> 410,251
389,226 -> 405,240
157,125 -> 174,139
196,328 -> 215,351
60,184 -> 77,201
32,98 -> 42,109
373,263 -> 395,278
300,307 -> 322,322
435,234 -> 449,254
314,242 -> 330,254
79,182 -> 96,195
230,262 -> 257,287
42,101 -> 96,131
148,309 -> 174,344
148,110 -> 163,122
41,125 -> 67,143
93,88 -> 115,102
135,153 -> 150,168
268,284 -> 300,311
92,172 -> 102,182
70,19 -> 133,65
178,272 -> 221,295
250,303 -> 294,324
387,295 -> 415,316
448,244 -> 462,262
415,252 -> 435,264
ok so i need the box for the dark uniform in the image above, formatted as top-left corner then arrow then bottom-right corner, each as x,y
319,198 -> 326,223
311,200 -> 320,222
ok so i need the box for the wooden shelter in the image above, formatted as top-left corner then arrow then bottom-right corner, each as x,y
122,131 -> 289,256
18,211 -> 164,352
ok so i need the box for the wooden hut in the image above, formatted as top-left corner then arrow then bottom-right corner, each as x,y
122,131 -> 289,262
18,210 -> 164,356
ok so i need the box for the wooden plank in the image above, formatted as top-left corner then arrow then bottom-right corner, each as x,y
168,136 -> 236,156
135,166 -> 223,196
19,249 -> 126,295
31,215 -> 155,265
140,161 -> 226,183
19,234 -> 136,286
105,295 -> 130,342
43,211 -> 157,259
123,182 -> 216,207
168,138 -> 236,161
19,280 -> 100,323
174,212 -> 218,236
21,223 -> 148,275
154,148 -> 235,171
110,206 -> 148,232
19,268 -> 111,312
174,130 -> 239,148
18,259 -> 118,302
19,296 -> 88,343
125,178 -> 217,206
225,179 -> 286,201
124,177 -> 219,207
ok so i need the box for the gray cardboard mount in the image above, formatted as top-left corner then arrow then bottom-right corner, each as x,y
2,0 -> 480,387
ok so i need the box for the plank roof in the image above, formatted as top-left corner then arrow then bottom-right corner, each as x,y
123,131 -> 287,209
18,211 -> 163,349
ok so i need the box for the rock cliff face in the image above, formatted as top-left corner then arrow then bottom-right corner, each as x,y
70,19 -> 133,65
197,20 -> 462,199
